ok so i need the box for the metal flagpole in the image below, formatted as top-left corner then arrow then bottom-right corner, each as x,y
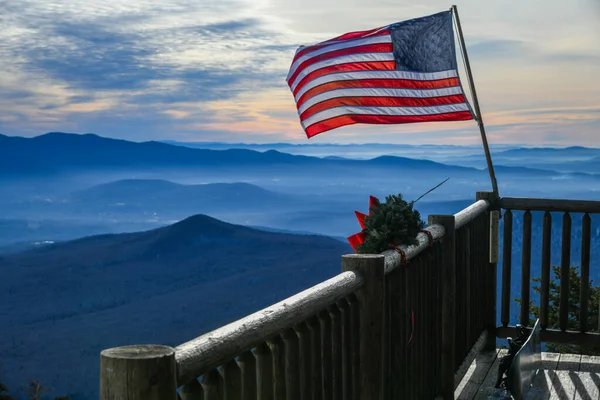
451,5 -> 500,197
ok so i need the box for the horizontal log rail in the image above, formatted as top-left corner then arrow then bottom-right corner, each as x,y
175,269 -> 365,385
382,199 -> 489,274
499,197 -> 600,213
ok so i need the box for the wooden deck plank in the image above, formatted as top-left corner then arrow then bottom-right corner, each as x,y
455,350 -> 499,400
548,353 -> 581,400
472,349 -> 510,400
574,356 -> 600,400
460,350 -> 600,400
526,353 -> 560,400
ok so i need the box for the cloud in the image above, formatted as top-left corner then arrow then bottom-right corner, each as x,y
0,0 -> 599,145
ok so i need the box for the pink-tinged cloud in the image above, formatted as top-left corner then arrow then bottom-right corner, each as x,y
1,0 -> 599,144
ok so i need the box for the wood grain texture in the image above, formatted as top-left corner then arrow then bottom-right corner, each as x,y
175,270 -> 363,384
201,369 -> 223,400
342,254 -> 385,400
501,209 -> 512,328
180,378 -> 203,400
499,197 -> 600,213
282,328 -> 300,400
100,345 -> 177,400
221,359 -> 242,400
237,350 -> 257,400
548,354 -> 581,400
429,215 -> 456,400
254,342 -> 273,400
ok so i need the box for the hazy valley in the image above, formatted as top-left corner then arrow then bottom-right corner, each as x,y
1,132 -> 600,399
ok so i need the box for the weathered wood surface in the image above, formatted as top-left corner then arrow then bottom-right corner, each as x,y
501,209 -> 512,328
521,210 -> 532,327
548,353 -> 580,400
430,215 -> 456,400
471,348 -> 508,400
540,211 -> 552,330
559,212 -> 572,332
175,270 -> 363,384
381,199 -> 489,275
454,331 -> 492,390
580,213 -> 591,333
499,197 -> 600,213
455,199 -> 490,230
458,351 -> 600,400
100,345 -> 177,400
454,349 -> 498,399
342,254 -> 385,400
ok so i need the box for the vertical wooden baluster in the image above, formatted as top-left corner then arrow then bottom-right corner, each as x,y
465,224 -> 472,355
348,295 -> 360,400
338,299 -> 353,400
501,209 -> 513,327
329,305 -> 343,400
307,316 -> 322,400
521,210 -> 532,326
559,212 -> 572,332
237,351 -> 257,400
282,328 -> 300,400
429,215 -> 456,400
318,310 -> 333,400
294,323 -> 311,400
221,359 -> 242,400
383,275 -> 391,400
255,342 -> 273,400
540,211 -> 552,330
201,369 -> 223,400
180,378 -> 204,400
269,335 -> 286,399
580,213 -> 591,333
342,254 -> 385,400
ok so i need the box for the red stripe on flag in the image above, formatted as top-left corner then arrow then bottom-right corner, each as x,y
327,26 -> 389,42
293,29 -> 390,62
299,94 -> 467,121
288,43 -> 393,85
305,111 -> 474,138
291,61 -> 396,96
296,77 -> 460,108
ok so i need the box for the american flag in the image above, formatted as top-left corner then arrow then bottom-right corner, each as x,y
286,11 -> 475,138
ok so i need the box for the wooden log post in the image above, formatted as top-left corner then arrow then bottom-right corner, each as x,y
429,215 -> 456,400
341,254 -> 385,400
100,345 -> 177,400
477,191 -> 498,351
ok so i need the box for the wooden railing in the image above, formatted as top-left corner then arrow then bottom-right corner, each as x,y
99,193 -> 495,400
496,197 -> 600,347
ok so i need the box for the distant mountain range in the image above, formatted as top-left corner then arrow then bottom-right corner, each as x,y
161,139 -> 600,174
3,132 -> 599,178
0,132 -> 485,176
0,214 -> 350,400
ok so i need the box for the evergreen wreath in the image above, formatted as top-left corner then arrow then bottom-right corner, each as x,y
357,193 -> 425,254
347,178 -> 449,255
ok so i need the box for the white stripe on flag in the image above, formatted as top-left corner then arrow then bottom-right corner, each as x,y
301,103 -> 471,128
294,69 -> 459,100
287,35 -> 392,80
298,86 -> 464,114
289,52 -> 395,91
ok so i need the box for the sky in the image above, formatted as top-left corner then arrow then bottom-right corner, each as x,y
1,0 -> 599,145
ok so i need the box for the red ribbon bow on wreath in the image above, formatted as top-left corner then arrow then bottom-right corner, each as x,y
347,195 -> 380,252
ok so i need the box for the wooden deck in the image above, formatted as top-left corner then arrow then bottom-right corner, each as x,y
455,349 -> 600,400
